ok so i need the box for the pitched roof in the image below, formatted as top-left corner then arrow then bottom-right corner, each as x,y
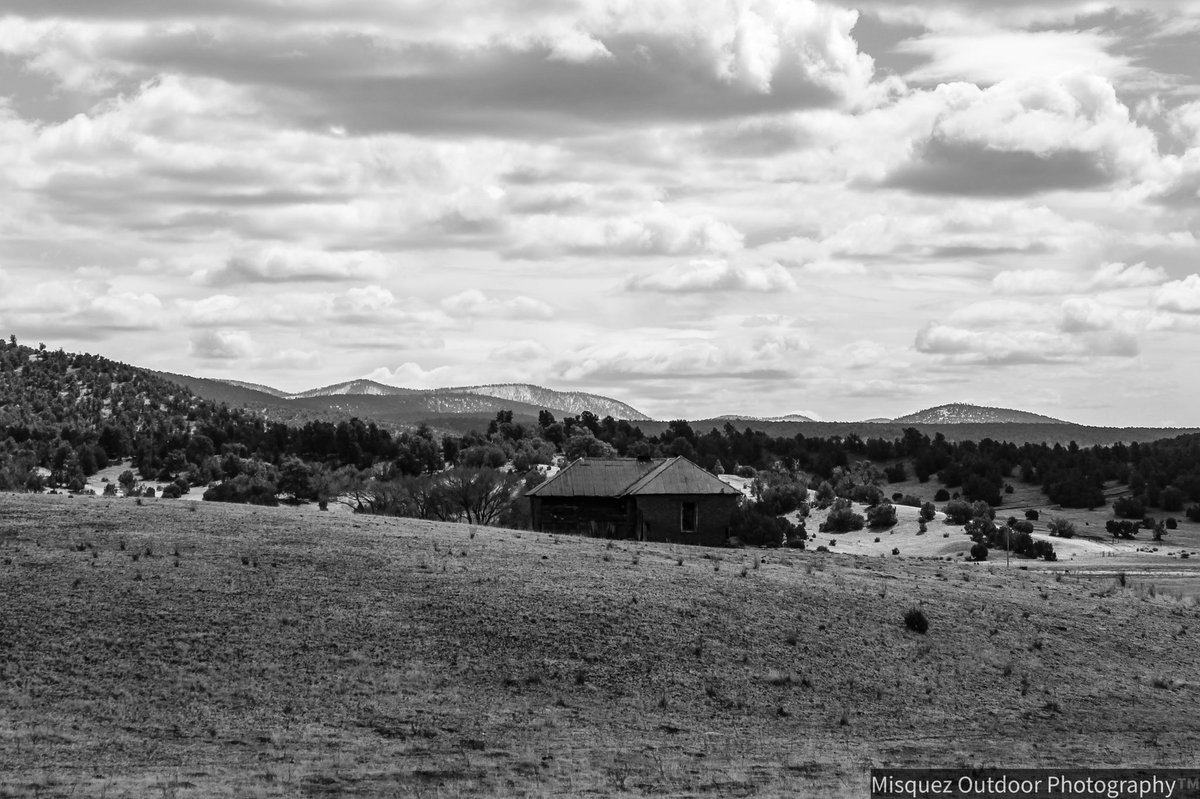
527,456 -> 740,498
625,457 -> 741,496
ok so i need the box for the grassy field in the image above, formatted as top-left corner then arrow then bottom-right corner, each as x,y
3,493 -> 1200,797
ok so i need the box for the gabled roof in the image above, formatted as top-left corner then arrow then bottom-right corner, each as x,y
625,457 -> 741,496
527,456 -> 740,498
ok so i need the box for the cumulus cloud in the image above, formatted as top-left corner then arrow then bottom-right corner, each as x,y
189,329 -> 254,360
993,261 -> 1169,296
440,289 -> 554,320
507,211 -> 745,259
0,0 -> 881,136
1154,273 -> 1200,313
0,280 -> 165,332
555,331 -> 806,382
882,74 -> 1159,196
199,246 -> 387,285
914,323 -> 1136,364
625,260 -> 795,293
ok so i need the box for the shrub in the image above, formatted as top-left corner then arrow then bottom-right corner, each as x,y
1106,519 -> 1139,539
934,488 -> 950,502
970,542 -> 989,561
1013,520 -> 1035,535
1047,517 -> 1075,538
1166,517 -> 1178,530
1031,540 -> 1057,561
751,470 -> 810,516
904,606 -> 929,634
919,502 -> 936,522
1025,509 -> 1040,521
892,547 -> 900,555
728,502 -> 797,548
1113,496 -> 1146,519
1187,505 -> 1200,523
1160,486 -> 1186,512
866,502 -> 897,529
820,499 -> 865,533
942,500 -> 973,525
159,483 -> 182,499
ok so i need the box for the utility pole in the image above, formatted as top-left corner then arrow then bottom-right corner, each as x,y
1006,524 -> 1010,568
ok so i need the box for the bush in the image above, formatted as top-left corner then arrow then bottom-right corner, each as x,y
1106,519 -> 1139,539
942,499 -> 973,525
1031,540 -> 1057,561
1188,505 -> 1200,523
820,499 -> 865,533
159,483 -> 182,499
934,488 -> 950,503
1160,486 -> 1186,512
1047,517 -> 1075,538
1113,496 -> 1146,519
1166,517 -> 1178,530
728,502 -> 797,548
970,542 -> 989,561
919,502 -> 937,522
751,470 -> 810,516
897,494 -> 923,508
904,607 -> 929,634
866,502 -> 897,529
1024,509 -> 1040,521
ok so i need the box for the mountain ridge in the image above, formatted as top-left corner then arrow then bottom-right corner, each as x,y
891,403 -> 1066,425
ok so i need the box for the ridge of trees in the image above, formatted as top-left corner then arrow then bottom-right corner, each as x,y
5,339 -> 1200,528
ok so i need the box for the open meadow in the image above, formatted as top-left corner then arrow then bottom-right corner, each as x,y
3,493 -> 1200,797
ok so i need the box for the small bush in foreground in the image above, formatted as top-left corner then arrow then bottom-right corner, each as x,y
904,606 -> 929,634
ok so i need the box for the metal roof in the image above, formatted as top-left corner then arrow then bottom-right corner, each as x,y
527,456 -> 740,498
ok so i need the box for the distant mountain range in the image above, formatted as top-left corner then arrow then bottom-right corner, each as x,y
155,373 -> 650,426
713,404 -> 1066,426
889,403 -> 1066,425
714,413 -> 817,423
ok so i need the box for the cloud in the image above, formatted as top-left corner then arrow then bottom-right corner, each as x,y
881,74 -> 1158,196
0,1 -> 881,136
199,246 -> 387,285
488,339 -> 551,361
993,261 -> 1169,296
507,211 -> 745,259
440,289 -> 554,320
1154,273 -> 1200,313
189,329 -> 253,360
555,331 -> 806,382
897,30 -> 1132,85
0,280 -> 165,332
625,260 -> 796,293
1090,261 -> 1168,289
915,323 -> 1118,365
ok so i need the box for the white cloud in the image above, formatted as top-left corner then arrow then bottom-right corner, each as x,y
625,259 -> 795,293
440,289 -> 554,320
189,329 -> 254,360
898,30 -> 1132,85
1154,274 -> 1200,313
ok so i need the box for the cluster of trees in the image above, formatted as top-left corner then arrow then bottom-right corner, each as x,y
953,501 -> 1057,561
8,338 -> 1200,540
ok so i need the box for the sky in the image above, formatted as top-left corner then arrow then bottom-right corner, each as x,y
2,1 -> 1200,425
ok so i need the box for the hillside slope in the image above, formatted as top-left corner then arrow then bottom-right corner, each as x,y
894,403 -> 1066,424
2,494 -> 1196,797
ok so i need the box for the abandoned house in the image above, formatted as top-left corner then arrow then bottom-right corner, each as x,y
527,456 -> 742,546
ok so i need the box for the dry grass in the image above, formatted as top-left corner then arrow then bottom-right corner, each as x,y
2,493 -> 1200,797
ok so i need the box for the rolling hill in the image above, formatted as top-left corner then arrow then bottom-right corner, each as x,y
4,494 -> 1198,796
892,403 -> 1066,425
